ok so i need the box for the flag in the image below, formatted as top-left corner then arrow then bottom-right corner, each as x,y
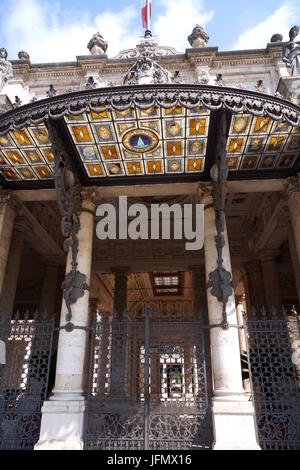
142,0 -> 151,29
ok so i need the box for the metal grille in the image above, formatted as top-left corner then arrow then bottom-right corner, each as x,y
0,312 -> 54,450
84,309 -> 213,450
244,308 -> 300,450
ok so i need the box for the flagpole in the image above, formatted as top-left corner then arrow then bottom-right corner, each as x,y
147,0 -> 151,32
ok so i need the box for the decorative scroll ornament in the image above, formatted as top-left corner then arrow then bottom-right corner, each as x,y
283,25 -> 300,76
207,110 -> 234,329
47,120 -> 89,323
0,48 -> 13,93
123,56 -> 171,85
115,35 -> 180,59
188,25 -> 209,48
87,31 -> 108,55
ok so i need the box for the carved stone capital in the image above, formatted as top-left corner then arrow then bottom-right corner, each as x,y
81,187 -> 101,209
283,174 -> 300,201
0,188 -> 22,213
197,182 -> 213,205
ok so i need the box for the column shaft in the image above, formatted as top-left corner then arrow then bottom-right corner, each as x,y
259,251 -> 282,312
36,197 -> 96,450
204,206 -> 244,397
39,264 -> 59,319
0,200 -> 16,296
288,191 -> 300,266
0,220 -> 25,323
204,201 -> 259,450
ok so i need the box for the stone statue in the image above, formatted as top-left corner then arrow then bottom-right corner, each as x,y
270,34 -> 283,43
188,25 -> 209,48
283,25 -> 300,76
123,56 -> 171,85
0,48 -> 13,93
18,50 -> 30,60
87,32 -> 108,55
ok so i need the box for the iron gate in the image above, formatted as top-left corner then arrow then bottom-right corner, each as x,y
84,309 -> 213,450
0,312 -> 54,450
244,308 -> 300,450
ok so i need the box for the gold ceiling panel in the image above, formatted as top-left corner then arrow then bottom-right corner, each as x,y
0,125 -> 54,182
226,114 -> 299,172
66,104 -> 210,179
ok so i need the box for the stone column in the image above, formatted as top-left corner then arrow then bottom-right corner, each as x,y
39,262 -> 59,319
259,250 -> 282,313
191,265 -> 212,392
109,269 -> 129,399
0,191 -> 19,297
288,229 -> 300,307
236,295 -> 251,393
244,260 -> 266,314
285,176 -> 300,267
36,190 -> 97,450
203,189 -> 260,450
0,218 -> 26,325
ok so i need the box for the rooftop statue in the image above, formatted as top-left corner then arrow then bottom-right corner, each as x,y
283,25 -> 300,76
87,31 -> 108,55
188,24 -> 209,48
0,48 -> 13,93
18,51 -> 30,60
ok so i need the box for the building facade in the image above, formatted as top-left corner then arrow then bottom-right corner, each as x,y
0,24 -> 300,450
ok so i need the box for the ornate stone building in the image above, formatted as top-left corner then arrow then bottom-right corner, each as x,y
0,24 -> 299,451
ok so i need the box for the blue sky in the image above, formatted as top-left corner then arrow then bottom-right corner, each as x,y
0,0 -> 300,62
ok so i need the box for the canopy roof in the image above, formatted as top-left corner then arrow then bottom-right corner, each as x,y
0,84 -> 299,189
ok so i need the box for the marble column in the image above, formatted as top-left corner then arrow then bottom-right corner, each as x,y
0,218 -> 26,326
36,190 -> 97,450
259,250 -> 282,313
202,189 -> 260,450
39,262 -> 59,319
0,191 -> 19,297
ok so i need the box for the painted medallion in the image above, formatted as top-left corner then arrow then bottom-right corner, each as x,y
122,128 -> 159,154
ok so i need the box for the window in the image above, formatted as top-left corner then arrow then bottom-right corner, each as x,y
151,273 -> 182,296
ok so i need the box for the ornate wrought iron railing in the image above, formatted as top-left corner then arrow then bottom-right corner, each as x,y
84,309 -> 213,450
0,311 -> 54,450
244,307 -> 300,450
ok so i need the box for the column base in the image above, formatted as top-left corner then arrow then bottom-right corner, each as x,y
35,400 -> 85,450
212,397 -> 261,450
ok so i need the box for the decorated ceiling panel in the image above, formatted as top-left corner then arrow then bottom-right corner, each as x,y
0,126 -> 54,181
226,114 -> 300,172
65,103 -> 209,179
0,85 -> 300,185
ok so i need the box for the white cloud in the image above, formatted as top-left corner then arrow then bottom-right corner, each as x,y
1,0 -> 140,62
153,0 -> 214,52
1,0 -> 215,62
233,2 -> 300,50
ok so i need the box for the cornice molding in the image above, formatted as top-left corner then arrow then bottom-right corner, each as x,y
1,84 -> 300,136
